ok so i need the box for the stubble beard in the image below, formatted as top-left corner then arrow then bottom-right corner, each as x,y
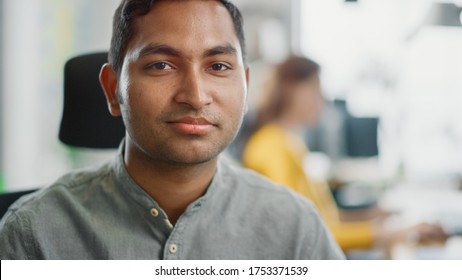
126,114 -> 243,167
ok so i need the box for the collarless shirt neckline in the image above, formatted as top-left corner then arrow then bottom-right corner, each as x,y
111,140 -> 222,227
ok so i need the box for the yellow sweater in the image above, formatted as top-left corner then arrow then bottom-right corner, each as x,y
242,123 -> 374,251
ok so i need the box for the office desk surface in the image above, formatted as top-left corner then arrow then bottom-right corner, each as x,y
379,180 -> 462,259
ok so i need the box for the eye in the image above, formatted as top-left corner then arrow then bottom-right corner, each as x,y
149,62 -> 173,70
210,63 -> 230,71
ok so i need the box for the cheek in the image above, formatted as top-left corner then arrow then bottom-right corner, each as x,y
128,78 -> 172,106
302,93 -> 319,109
122,63 -> 171,106
215,78 -> 247,112
221,95 -> 245,127
291,92 -> 310,113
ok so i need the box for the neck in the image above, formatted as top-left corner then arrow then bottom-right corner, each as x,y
123,142 -> 218,225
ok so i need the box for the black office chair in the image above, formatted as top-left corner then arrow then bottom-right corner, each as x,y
59,52 -> 125,148
0,189 -> 37,220
0,52 -> 125,220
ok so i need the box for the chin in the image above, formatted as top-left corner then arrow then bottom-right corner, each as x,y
164,154 -> 219,166
158,146 -> 224,166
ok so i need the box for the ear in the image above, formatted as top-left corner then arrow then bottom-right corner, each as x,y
244,66 -> 250,114
245,65 -> 250,89
99,63 -> 121,116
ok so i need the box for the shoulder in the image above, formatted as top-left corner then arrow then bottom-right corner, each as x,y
1,161 -> 113,225
245,124 -> 286,149
242,124 -> 290,163
242,124 -> 293,167
0,162 -> 115,259
216,161 -> 345,259
219,160 -> 316,215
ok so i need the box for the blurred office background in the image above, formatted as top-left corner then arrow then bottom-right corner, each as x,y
1,0 -> 462,258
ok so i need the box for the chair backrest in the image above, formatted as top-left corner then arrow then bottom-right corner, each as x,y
59,52 -> 125,149
0,189 -> 37,220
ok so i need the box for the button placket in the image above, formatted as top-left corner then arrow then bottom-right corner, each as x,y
163,216 -> 188,259
165,219 -> 174,230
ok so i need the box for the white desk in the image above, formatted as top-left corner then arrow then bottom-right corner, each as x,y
379,180 -> 462,259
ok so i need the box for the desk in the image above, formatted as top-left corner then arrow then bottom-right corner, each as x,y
391,237 -> 462,259
379,180 -> 462,259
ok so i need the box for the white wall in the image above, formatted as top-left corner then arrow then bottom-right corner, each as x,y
300,0 -> 462,178
1,0 -> 119,190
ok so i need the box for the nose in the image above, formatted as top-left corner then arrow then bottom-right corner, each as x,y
173,68 -> 213,110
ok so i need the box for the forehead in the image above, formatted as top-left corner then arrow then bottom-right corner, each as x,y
127,0 -> 242,59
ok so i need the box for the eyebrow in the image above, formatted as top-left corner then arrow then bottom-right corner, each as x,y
203,44 -> 237,58
139,44 -> 181,58
138,43 -> 238,59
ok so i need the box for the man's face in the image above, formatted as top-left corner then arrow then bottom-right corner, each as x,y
114,0 -> 248,166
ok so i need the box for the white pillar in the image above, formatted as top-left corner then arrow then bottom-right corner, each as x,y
2,0 -> 42,189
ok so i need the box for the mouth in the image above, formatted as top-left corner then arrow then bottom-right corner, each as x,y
167,116 -> 217,135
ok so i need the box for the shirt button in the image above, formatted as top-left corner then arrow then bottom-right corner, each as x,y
150,208 -> 159,217
169,244 -> 178,254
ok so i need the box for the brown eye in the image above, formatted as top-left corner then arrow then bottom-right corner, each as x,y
211,63 -> 229,71
150,62 -> 172,70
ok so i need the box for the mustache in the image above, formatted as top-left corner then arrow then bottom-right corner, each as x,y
160,109 -> 221,125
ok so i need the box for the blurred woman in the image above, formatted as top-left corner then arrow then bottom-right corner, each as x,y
242,56 -> 445,252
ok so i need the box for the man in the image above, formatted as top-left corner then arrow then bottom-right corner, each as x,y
0,0 -> 344,259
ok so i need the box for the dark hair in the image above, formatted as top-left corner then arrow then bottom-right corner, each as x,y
256,56 -> 320,128
109,0 -> 246,76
